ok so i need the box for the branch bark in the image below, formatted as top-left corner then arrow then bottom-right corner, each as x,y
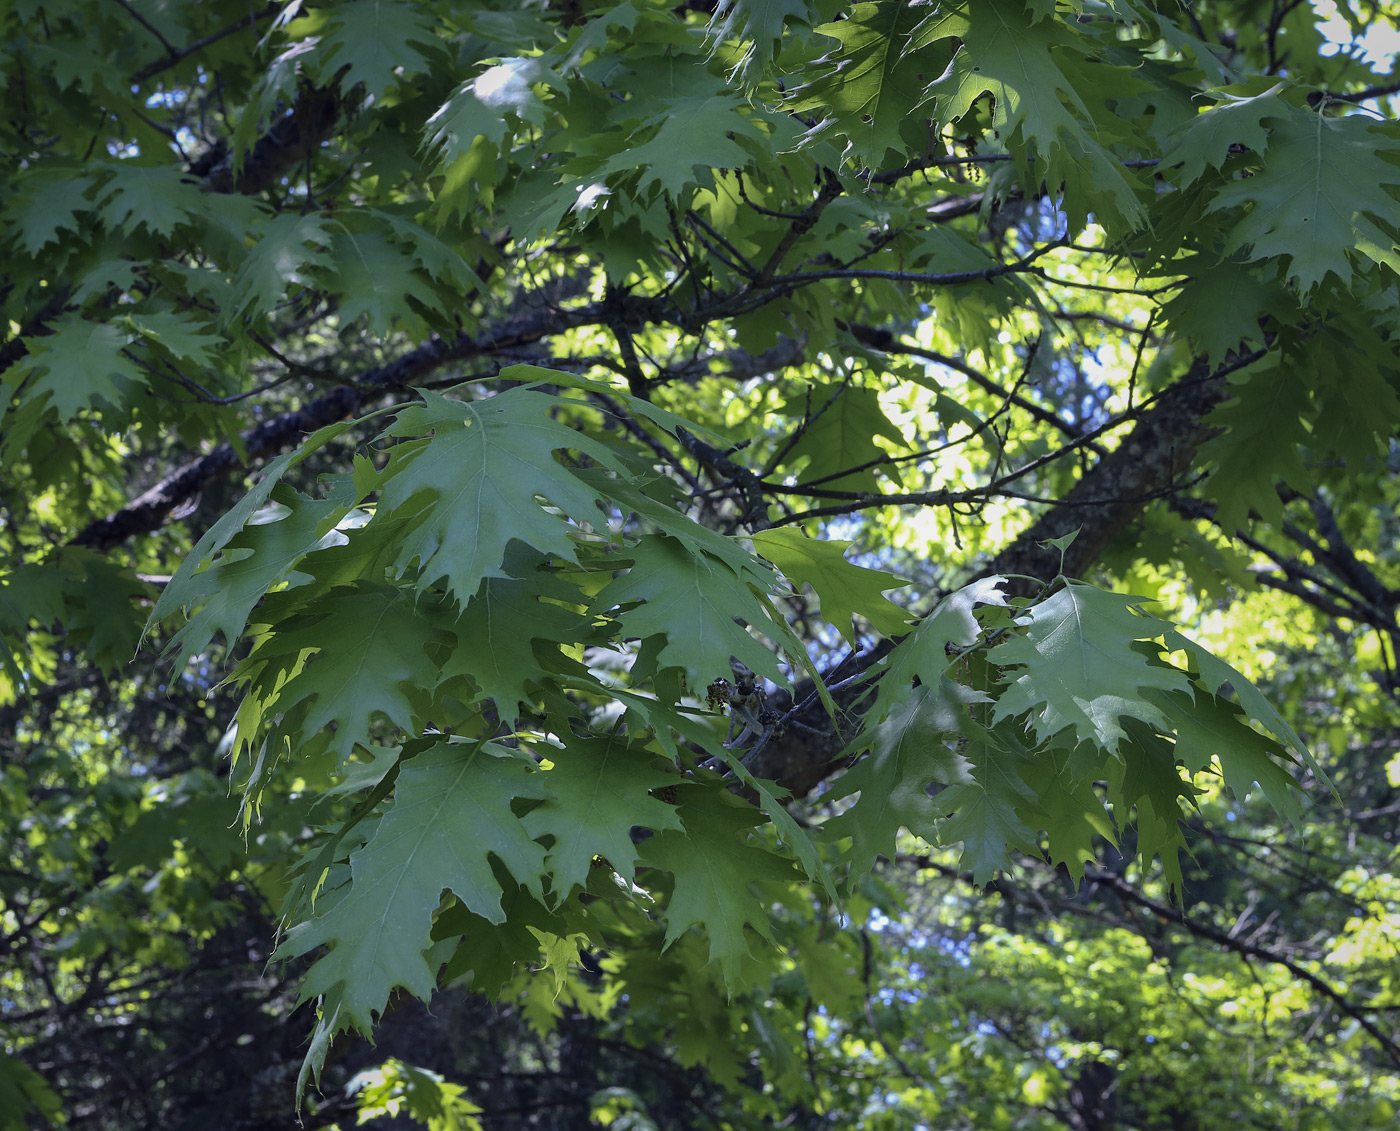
70,302 -> 605,550
195,84 -> 343,197
69,263 -> 1257,806
746,360 -> 1239,797
985,363 -> 1233,589
76,328 -> 1246,801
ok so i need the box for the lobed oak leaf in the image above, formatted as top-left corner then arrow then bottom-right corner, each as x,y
522,732 -> 685,901
639,785 -> 800,988
278,739 -> 552,1036
751,527 -> 910,644
373,387 -> 621,605
235,583 -> 450,765
989,583 -> 1193,753
824,678 -> 978,876
593,533 -> 791,690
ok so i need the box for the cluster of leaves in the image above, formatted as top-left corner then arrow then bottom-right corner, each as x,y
3,0 -> 1400,1126
133,371 -> 1313,1088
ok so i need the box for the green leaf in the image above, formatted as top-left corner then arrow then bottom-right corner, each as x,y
1164,628 -> 1325,788
0,552 -> 145,675
824,678 -> 978,876
107,790 -> 243,873
437,569 -> 593,719
436,884 -> 576,1000
157,483 -> 350,669
1017,745 -> 1116,883
231,36 -> 304,166
4,167 -> 97,254
504,365 -> 729,448
1157,255 -> 1292,369
378,210 -> 485,295
1199,363 -> 1313,530
95,164 -> 207,237
782,381 -> 907,492
604,682 -> 834,897
914,0 -> 1146,225
50,552 -> 152,673
278,738 -> 552,1035
28,34 -> 126,93
1145,8 -> 1240,86
989,583 -> 1194,752
0,1052 -> 62,1131
426,57 -> 562,163
598,94 -> 764,198
1161,82 -> 1283,186
316,0 -> 442,98
708,0 -> 814,81
521,733 -> 685,900
639,783 -> 800,987
527,927 -> 592,1000
234,583 -> 450,765
576,468 -> 765,578
788,1 -> 931,167
1151,688 -> 1302,824
120,312 -> 222,369
595,533 -> 791,689
147,417 -> 370,647
373,387 -> 620,605
935,718 -> 1041,885
750,527 -> 910,643
916,0 -> 1085,131
0,1 -> 1355,1112
350,1059 -> 485,1130
232,213 -> 334,319
328,229 -> 443,335
1109,720 -> 1196,895
1209,105 -> 1400,293
5,315 -> 144,420
865,576 -> 1007,724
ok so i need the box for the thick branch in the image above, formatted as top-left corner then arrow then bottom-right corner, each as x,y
983,362 -> 1234,590
69,297 -> 810,551
71,305 -> 597,550
747,358 -> 1246,796
131,3 -> 281,83
195,85 -> 342,196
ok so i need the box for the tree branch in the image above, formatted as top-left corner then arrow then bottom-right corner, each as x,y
71,303 -> 604,550
196,84 -> 343,196
1082,865 -> 1400,1068
897,852 -> 1400,1070
130,3 -> 282,83
746,352 -> 1264,795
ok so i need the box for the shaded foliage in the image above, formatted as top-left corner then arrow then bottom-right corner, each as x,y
3,1 -> 1400,1128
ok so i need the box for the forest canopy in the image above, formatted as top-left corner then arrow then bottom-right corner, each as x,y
2,1 -> 1400,1128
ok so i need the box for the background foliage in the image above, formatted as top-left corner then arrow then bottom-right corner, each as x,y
3,0 -> 1400,1128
